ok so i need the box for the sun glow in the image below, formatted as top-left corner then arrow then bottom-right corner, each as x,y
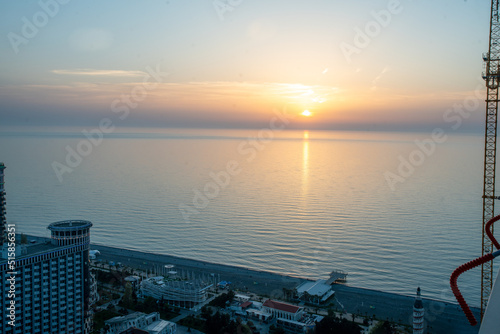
302,110 -> 311,117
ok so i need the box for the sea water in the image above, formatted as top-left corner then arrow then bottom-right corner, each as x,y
0,127 -> 493,306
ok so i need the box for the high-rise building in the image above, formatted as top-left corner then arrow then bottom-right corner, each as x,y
0,162 -> 7,245
413,287 -> 425,334
0,163 -> 97,333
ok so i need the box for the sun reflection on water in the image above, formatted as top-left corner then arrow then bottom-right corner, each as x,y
302,131 -> 309,199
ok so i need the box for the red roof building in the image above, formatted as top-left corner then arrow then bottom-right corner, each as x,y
263,300 -> 304,321
240,301 -> 253,309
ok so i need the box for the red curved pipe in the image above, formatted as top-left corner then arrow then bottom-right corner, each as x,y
485,214 -> 500,250
450,253 -> 495,326
451,215 -> 500,325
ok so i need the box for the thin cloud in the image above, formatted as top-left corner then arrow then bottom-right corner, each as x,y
52,69 -> 147,77
0,81 -> 341,108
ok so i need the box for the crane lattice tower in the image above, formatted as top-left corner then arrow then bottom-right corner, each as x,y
481,0 -> 500,319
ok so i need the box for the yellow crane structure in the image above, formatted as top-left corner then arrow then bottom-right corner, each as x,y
481,0 -> 500,319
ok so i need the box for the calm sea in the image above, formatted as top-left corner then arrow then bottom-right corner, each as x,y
0,127 -> 494,306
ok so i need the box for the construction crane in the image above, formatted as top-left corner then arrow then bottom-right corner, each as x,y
481,0 -> 500,319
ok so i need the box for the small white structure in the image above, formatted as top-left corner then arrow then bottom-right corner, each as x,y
413,287 -> 424,334
105,312 -> 176,334
234,294 -> 251,303
276,314 -> 323,334
246,309 -> 272,322
296,279 -> 335,304
89,249 -> 100,259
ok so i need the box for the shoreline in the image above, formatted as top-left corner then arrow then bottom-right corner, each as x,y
91,242 -> 305,297
90,242 -> 480,334
25,235 -> 480,333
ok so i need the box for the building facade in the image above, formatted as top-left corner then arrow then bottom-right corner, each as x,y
255,299 -> 321,334
0,220 -> 95,333
0,162 -> 7,245
141,276 -> 210,308
0,162 -> 97,333
105,312 -> 176,334
262,299 -> 304,322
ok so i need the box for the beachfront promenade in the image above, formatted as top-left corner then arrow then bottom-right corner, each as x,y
91,243 -> 480,334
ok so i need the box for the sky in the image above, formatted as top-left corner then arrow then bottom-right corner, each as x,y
0,0 -> 492,131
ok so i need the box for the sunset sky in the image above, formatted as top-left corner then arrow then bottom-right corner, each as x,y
0,0 -> 491,131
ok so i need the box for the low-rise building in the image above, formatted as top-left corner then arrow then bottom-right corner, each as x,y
141,276 -> 211,308
255,299 -> 323,334
295,279 -> 335,305
263,299 -> 304,322
105,312 -> 176,334
276,314 -> 324,334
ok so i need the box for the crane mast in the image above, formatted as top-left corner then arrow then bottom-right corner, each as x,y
481,0 -> 500,319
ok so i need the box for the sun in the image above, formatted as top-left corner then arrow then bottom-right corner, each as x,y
301,110 -> 312,117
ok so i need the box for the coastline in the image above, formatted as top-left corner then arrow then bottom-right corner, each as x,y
90,242 -> 480,334
91,243 -> 304,297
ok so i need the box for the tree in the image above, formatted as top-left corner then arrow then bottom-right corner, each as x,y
302,291 -> 311,303
316,314 -> 361,334
205,311 -> 231,334
20,233 -> 28,244
282,288 -> 290,301
142,296 -> 157,313
132,289 -> 138,305
269,325 -> 286,334
121,284 -> 134,309
201,305 -> 212,319
209,290 -> 235,308
370,320 -> 394,334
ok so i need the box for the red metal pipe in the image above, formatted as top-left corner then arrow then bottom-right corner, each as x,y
485,214 -> 500,250
450,253 -> 495,326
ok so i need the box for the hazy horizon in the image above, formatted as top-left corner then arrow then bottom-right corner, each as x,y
0,1 -> 491,132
